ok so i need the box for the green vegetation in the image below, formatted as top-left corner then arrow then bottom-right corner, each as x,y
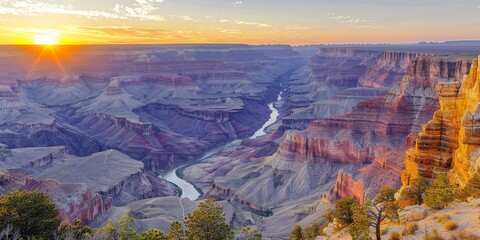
425,173 -> 455,209
401,223 -> 418,236
288,224 -> 303,240
0,190 -> 61,239
303,221 -> 324,239
240,226 -> 262,240
58,218 -> 93,239
367,186 -> 398,240
349,203 -> 371,240
399,176 -> 430,207
287,221 -> 328,240
423,229 -> 444,240
184,198 -> 231,240
443,221 -> 458,231
449,230 -> 480,240
457,173 -> 480,200
0,191 -> 242,240
167,221 -> 184,240
388,231 -> 401,240
434,214 -> 451,223
333,197 -> 356,226
139,228 -> 167,240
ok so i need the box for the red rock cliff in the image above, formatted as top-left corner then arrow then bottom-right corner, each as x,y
402,56 -> 480,186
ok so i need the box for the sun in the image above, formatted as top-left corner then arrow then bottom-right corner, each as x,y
33,30 -> 59,45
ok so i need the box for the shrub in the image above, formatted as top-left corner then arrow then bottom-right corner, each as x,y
388,231 -> 401,240
435,214 -> 451,223
288,225 -> 303,240
424,229 -> 444,240
402,223 -> 418,235
425,174 -> 455,209
139,228 -> 167,240
443,221 -> 458,231
322,208 -> 334,223
380,227 -> 388,236
449,230 -> 480,240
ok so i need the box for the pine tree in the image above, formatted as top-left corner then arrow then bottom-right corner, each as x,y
425,173 -> 455,209
288,224 -> 303,240
167,221 -> 184,240
117,215 -> 139,240
367,186 -> 398,240
333,197 -> 356,226
407,176 -> 430,204
184,198 -> 230,240
58,218 -> 93,239
140,228 -> 167,240
303,221 -> 322,240
349,203 -> 371,240
0,190 -> 61,239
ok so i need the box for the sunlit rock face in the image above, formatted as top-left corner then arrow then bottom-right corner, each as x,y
403,56 -> 480,186
277,56 -> 469,166
322,170 -> 364,204
202,53 -> 471,217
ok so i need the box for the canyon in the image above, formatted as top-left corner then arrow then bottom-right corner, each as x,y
0,43 -> 479,238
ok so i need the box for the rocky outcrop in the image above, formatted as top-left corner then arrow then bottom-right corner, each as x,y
402,56 -> 480,186
97,196 -> 235,234
21,178 -> 111,224
322,170 -> 364,204
359,51 -> 425,88
278,56 -> 470,167
316,48 -> 380,59
34,150 -> 175,206
0,85 -> 54,126
0,145 -> 69,171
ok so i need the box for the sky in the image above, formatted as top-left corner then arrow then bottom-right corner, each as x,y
0,0 -> 479,45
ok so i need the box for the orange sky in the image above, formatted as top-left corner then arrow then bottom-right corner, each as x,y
0,0 -> 479,45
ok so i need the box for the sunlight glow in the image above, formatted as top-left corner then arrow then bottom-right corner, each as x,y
33,30 -> 59,45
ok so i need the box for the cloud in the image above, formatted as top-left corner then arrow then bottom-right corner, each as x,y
285,25 -> 311,30
220,19 -> 271,28
324,12 -> 384,29
0,0 -> 166,21
168,15 -> 197,22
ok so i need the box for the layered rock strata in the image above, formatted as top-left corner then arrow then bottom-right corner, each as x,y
402,56 -> 480,186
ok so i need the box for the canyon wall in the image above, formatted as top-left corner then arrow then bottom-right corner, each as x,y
402,56 -> 480,186
322,170 -> 364,204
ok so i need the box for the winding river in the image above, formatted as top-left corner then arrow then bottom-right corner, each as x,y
162,92 -> 282,200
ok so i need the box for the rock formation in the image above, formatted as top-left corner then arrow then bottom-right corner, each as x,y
322,170 -> 364,204
402,56 -> 480,186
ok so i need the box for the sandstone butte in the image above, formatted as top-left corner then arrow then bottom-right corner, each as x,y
403,55 -> 480,186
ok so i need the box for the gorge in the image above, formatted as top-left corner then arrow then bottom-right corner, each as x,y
0,43 -> 479,238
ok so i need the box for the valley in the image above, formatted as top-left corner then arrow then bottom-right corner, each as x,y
0,43 -> 479,238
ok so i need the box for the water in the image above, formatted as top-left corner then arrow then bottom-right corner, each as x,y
249,92 -> 282,139
162,92 -> 282,200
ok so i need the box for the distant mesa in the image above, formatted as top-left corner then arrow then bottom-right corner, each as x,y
135,53 -> 159,63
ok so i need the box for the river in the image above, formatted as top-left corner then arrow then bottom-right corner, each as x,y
162,92 -> 282,200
